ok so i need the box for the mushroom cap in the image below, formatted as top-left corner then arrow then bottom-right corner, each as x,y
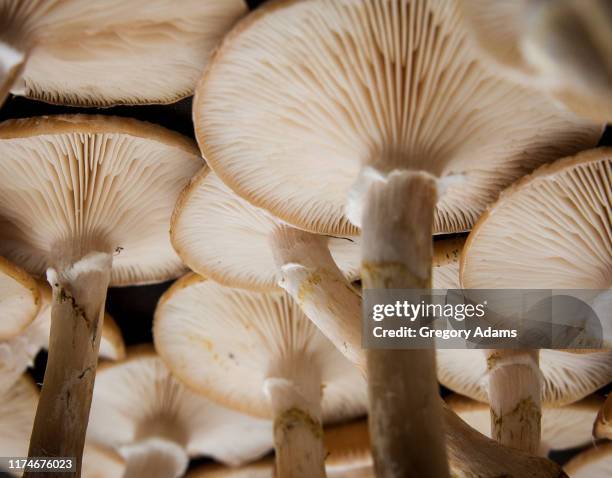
563,443 -> 612,478
186,460 -> 275,478
88,346 -> 273,466
195,0 -> 600,237
447,393 -> 603,452
154,274 -> 368,422
324,419 -> 372,472
82,443 -> 125,478
0,374 -> 38,465
0,255 -> 39,340
461,148 -> 612,290
594,394 -> 612,439
2,0 -> 247,106
437,349 -> 612,406
0,115 -> 203,286
432,236 -> 464,289
172,168 -> 361,292
458,0 -> 612,122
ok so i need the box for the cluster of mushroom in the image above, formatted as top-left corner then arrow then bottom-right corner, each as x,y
0,0 -> 611,477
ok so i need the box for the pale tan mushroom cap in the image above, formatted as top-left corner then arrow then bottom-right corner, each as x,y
594,394 -> 612,439
172,169 -> 361,292
432,236 -> 464,289
447,393 -> 603,452
563,443 -> 612,478
459,0 -> 612,122
437,349 -> 612,406
324,419 -> 372,472
1,0 -> 247,106
154,274 -> 368,422
0,256 -> 39,340
81,443 -> 125,478
462,148 -> 612,290
0,374 -> 38,464
0,115 -> 203,286
88,346 -> 273,466
186,460 -> 274,478
195,0 -> 600,237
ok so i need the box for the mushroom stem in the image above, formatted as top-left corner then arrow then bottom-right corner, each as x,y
25,252 -> 112,478
594,390 -> 612,440
122,440 -> 189,478
361,170 -> 449,478
0,40 -> 25,105
270,226 -> 364,368
264,377 -> 326,478
487,349 -> 542,453
443,404 -> 567,477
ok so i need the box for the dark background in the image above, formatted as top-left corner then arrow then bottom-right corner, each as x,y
0,0 -> 609,472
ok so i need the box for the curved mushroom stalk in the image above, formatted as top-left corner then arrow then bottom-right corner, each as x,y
270,226 -> 363,368
443,405 -> 567,478
121,439 -> 189,478
594,393 -> 612,440
264,377 -> 326,478
26,251 -> 112,478
486,349 -> 542,453
359,169 -> 449,477
0,41 -> 25,106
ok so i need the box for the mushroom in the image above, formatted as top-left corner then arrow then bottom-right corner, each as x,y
1,280 -> 125,393
594,393 -> 612,440
34,282 -> 126,362
194,0 -> 601,473
88,346 -> 273,478
0,0 -> 247,107
186,460 -> 275,478
447,393 -> 604,455
172,168 -> 363,365
0,256 -> 39,342
0,115 -> 202,471
563,443 -> 612,478
460,147 -> 612,452
0,374 -> 38,473
81,443 -> 125,478
459,0 -> 612,122
154,274 -> 368,478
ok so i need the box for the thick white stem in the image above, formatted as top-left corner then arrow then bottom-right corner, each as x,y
122,439 -> 188,478
264,377 -> 326,478
0,40 -> 25,105
270,226 -> 365,369
361,169 -> 449,478
487,349 -> 542,453
25,252 -> 112,478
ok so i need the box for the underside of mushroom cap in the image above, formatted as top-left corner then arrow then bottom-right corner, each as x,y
324,419 -> 372,471
196,0 -> 600,237
82,443 -> 125,478
462,148 -> 612,290
172,169 -> 361,292
0,255 -> 39,340
1,0 -> 247,106
0,115 -> 203,286
88,346 -> 273,466
186,460 -> 274,478
563,442 -> 612,477
459,0 -> 612,122
0,374 -> 38,462
437,349 -> 612,406
447,393 -> 603,452
154,274 -> 368,422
